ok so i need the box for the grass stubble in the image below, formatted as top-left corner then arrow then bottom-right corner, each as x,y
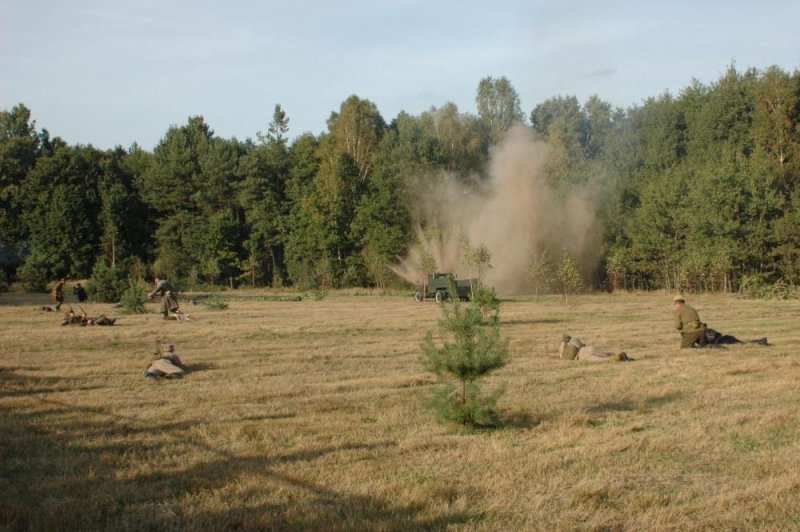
1,291 -> 800,531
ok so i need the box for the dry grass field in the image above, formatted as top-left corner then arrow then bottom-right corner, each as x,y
2,289 -> 800,531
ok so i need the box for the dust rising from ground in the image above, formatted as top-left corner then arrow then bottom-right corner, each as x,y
392,125 -> 601,294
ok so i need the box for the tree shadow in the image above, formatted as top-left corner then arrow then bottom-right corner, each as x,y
0,384 -> 108,398
498,410 -> 542,430
586,392 -> 685,415
0,368 -> 107,398
586,400 -> 637,414
0,375 -> 483,531
642,391 -> 684,409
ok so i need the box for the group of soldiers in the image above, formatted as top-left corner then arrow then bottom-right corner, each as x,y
40,277 -> 191,379
43,276 -> 187,326
44,279 -> 116,326
559,294 -> 769,362
143,279 -> 191,378
40,276 -> 770,372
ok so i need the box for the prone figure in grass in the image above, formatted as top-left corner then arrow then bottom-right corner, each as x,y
145,342 -> 188,380
61,306 -> 116,326
559,335 -> 633,362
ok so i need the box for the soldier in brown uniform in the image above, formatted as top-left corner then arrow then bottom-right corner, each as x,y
672,295 -> 707,348
145,343 -> 187,379
559,335 -> 633,362
148,277 -> 182,319
51,279 -> 66,310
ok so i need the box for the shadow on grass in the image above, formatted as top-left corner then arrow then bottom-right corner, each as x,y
0,370 -> 482,531
643,391 -> 685,409
0,366 -> 42,372
502,318 -> 563,326
725,368 -> 763,376
586,391 -> 685,415
188,362 -> 219,373
241,413 -> 297,421
499,410 -> 542,430
0,384 -> 108,398
0,369 -> 107,398
586,400 -> 637,414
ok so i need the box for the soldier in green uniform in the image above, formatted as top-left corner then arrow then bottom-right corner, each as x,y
673,295 -> 768,348
148,277 -> 181,319
672,295 -> 707,348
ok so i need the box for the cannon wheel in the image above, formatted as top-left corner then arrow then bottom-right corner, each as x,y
435,290 -> 446,303
414,291 -> 423,302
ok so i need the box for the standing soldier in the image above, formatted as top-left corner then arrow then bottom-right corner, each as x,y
673,295 -> 707,348
51,278 -> 66,310
73,282 -> 87,303
148,277 -> 181,319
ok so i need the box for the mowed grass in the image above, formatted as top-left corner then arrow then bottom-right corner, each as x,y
2,291 -> 800,531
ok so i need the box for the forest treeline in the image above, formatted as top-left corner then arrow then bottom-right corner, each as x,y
1,65 -> 799,293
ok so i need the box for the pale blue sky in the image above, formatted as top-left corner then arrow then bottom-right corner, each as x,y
2,0 -> 798,149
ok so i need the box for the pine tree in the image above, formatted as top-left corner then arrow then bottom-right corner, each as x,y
421,286 -> 509,427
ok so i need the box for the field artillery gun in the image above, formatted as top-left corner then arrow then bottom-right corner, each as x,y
414,272 -> 476,303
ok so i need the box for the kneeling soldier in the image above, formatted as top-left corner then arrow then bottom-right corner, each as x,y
672,295 -> 707,348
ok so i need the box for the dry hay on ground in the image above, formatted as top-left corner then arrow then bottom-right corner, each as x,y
1,291 -> 800,531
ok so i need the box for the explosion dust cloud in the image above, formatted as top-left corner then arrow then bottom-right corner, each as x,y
391,125 -> 602,295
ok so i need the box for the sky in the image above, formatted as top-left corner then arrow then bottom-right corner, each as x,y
2,0 -> 799,150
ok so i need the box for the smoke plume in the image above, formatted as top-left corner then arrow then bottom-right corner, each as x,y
391,125 -> 602,295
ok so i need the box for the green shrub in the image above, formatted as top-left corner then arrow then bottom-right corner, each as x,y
471,285 -> 500,322
739,274 -> 797,300
200,294 -> 229,310
18,254 -> 49,292
87,260 -> 128,302
119,280 -> 147,314
304,288 -> 327,301
739,273 -> 768,298
0,270 -> 8,292
764,280 -> 798,300
256,295 -> 303,302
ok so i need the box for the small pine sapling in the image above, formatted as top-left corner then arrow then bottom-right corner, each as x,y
120,280 -> 147,314
421,283 -> 510,427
